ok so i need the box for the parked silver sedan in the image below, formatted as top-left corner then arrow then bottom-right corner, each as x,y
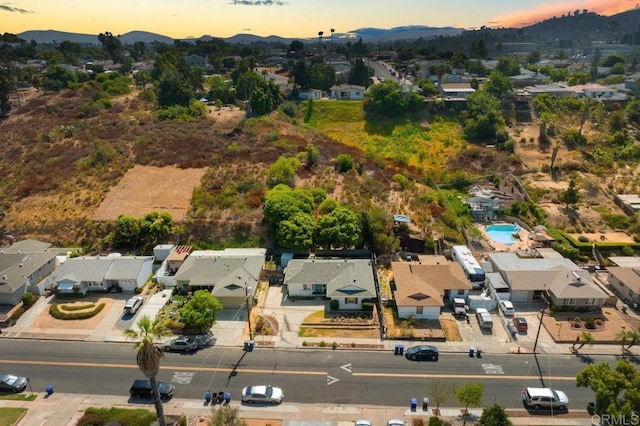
0,374 -> 28,393
163,336 -> 198,352
241,385 -> 284,404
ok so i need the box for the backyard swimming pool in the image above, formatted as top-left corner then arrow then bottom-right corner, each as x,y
485,224 -> 519,246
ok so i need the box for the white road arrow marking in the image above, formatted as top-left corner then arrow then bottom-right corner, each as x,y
327,375 -> 340,386
481,364 -> 504,374
340,363 -> 352,374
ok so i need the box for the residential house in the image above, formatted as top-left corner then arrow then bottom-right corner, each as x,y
284,258 -> 376,310
0,251 -> 57,306
330,85 -> 365,100
50,255 -> 153,295
298,89 -> 322,100
391,256 -> 471,319
186,54 -> 206,68
439,83 -> 475,100
486,251 -> 608,308
172,248 -> 266,308
604,267 -> 640,307
569,83 -> 617,100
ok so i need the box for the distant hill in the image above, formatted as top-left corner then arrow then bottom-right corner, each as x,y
17,25 -> 463,46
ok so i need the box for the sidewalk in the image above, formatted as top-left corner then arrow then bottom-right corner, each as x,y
0,392 -> 592,426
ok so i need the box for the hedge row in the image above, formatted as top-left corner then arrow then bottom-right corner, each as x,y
49,303 -> 105,320
59,303 -> 96,312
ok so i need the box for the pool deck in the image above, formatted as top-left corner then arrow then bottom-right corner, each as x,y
478,222 -> 533,253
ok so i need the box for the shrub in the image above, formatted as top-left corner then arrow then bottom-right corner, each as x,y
585,317 -> 596,329
332,341 -> 338,350
60,303 -> 95,311
335,154 -> 354,173
319,340 -> 326,347
49,303 -> 105,320
330,300 -> 339,310
578,235 -> 589,243
361,299 -> 375,312
21,292 -> 37,309
281,101 -> 296,118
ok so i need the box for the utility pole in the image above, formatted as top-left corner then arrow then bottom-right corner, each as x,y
318,31 -> 324,57
244,284 -> 253,340
533,293 -> 550,354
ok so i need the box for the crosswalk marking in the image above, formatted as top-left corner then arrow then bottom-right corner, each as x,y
481,364 -> 504,374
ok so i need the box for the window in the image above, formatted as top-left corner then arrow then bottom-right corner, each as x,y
564,298 -> 576,306
303,284 -> 311,290
585,298 -> 596,305
416,306 -> 423,314
345,297 -> 358,305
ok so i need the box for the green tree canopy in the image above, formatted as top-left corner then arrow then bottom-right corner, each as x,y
364,80 -> 423,118
107,215 -> 141,248
42,64 -> 78,91
463,91 -> 505,143
277,212 -> 315,250
266,156 -> 301,188
483,72 -> 513,98
314,207 -> 362,249
576,359 -> 640,417
178,290 -> 223,332
155,68 -> 193,107
456,382 -> 484,411
495,55 -> 521,76
263,185 -> 315,231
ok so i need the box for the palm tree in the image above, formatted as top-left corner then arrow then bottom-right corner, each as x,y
330,28 -> 335,54
616,327 -> 640,353
318,31 -> 323,55
571,331 -> 595,353
124,315 -> 172,426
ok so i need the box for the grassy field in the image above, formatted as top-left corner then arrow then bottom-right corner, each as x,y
306,100 -> 466,177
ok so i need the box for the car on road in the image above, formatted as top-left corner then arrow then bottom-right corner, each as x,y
355,420 -> 372,426
522,387 -> 568,411
387,420 -> 404,426
241,385 -> 284,404
164,336 -> 198,352
405,345 -> 439,361
513,317 -> 528,332
0,374 -> 28,393
129,379 -> 174,400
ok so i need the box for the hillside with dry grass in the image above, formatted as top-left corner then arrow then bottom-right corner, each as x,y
0,85 -> 530,250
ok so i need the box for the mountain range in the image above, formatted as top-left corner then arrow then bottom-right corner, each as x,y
16,25 -> 464,46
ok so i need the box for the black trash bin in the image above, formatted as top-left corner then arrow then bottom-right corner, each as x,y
395,344 -> 404,356
422,397 -> 429,411
244,340 -> 254,352
587,402 -> 595,415
216,391 -> 225,403
476,347 -> 482,358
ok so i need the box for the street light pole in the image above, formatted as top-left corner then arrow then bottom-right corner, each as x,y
245,285 -> 253,340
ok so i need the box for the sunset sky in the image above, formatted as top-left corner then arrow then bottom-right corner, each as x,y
1,0 -> 635,39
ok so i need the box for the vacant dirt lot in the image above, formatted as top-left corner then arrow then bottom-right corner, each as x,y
93,165 -> 207,221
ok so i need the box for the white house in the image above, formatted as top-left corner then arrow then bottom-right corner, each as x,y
172,248 -> 266,308
298,89 -> 322,100
284,258 -> 376,310
50,255 -> 153,295
329,85 -> 365,100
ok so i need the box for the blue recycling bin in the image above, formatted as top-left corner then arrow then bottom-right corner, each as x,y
468,346 -> 475,357
476,347 -> 482,358
411,398 -> 417,412
204,390 -> 212,404
224,392 -> 231,403
244,340 -> 254,352
395,344 -> 404,355
45,385 -> 54,395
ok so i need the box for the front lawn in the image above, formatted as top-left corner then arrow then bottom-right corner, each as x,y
0,407 -> 27,426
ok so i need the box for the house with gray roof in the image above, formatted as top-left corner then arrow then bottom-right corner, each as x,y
486,251 -> 607,309
605,267 -> 640,307
329,85 -> 365,100
284,258 -> 376,310
50,255 -> 153,295
0,251 -> 57,306
173,248 -> 265,308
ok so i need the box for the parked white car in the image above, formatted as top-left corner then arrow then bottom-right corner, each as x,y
499,300 -> 515,316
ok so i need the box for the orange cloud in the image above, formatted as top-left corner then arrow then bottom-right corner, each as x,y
493,0 -> 635,28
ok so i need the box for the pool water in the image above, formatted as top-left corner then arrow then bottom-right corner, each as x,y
485,224 -> 519,246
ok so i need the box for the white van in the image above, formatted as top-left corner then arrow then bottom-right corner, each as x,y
522,387 -> 569,411
499,300 -> 515,316
475,308 -> 493,329
124,296 -> 144,315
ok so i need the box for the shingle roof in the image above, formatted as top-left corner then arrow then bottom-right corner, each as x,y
607,267 -> 640,293
391,261 -> 471,308
284,259 -> 376,297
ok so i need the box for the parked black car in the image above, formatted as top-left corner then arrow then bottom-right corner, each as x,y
405,345 -> 439,361
129,379 -> 174,400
